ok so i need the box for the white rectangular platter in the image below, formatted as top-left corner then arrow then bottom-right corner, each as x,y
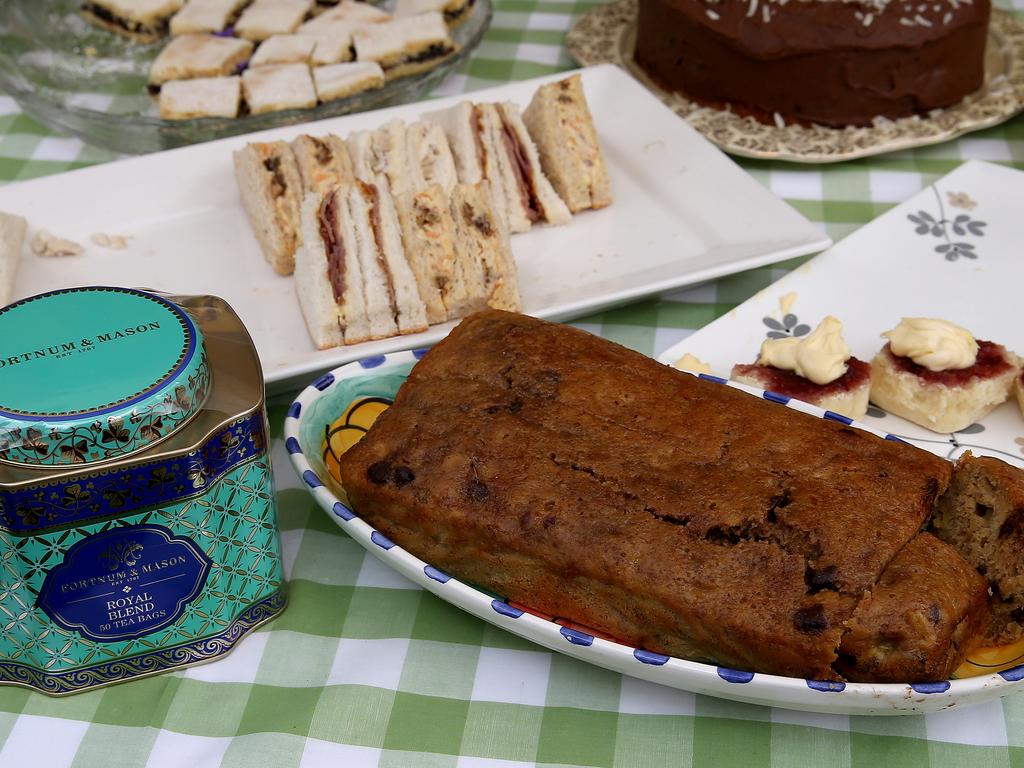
3,64 -> 830,387
659,160 -> 1024,469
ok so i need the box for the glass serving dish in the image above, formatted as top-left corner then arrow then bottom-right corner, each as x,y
0,0 -> 492,154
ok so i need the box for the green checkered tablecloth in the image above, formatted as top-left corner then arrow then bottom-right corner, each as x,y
3,0 -> 1024,764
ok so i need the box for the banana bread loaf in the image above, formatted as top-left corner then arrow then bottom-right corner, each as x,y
340,311 -> 989,681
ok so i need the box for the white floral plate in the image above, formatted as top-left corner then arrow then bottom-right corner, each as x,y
567,0 -> 1024,163
659,160 -> 1024,469
285,346 -> 1024,715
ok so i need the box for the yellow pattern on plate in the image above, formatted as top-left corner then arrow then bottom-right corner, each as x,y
322,397 -> 391,483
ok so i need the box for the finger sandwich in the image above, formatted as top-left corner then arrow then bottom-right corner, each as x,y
393,184 -> 471,324
406,121 -> 458,194
235,0 -> 313,41
312,61 -> 385,101
348,179 -> 428,336
249,34 -> 318,67
352,12 -> 456,80
291,134 -> 356,195
169,0 -> 249,35
394,0 -> 475,26
241,62 -> 318,113
159,75 -> 242,119
148,34 -> 254,89
522,74 -> 612,213
449,181 -> 520,311
294,187 -> 372,347
81,0 -> 183,42
233,140 -> 305,274
348,120 -> 413,197
424,100 -> 571,233
300,0 -> 391,30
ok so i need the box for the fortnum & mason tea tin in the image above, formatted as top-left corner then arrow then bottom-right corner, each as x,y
0,286 -> 285,694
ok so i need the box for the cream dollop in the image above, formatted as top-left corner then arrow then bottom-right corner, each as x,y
757,315 -> 850,385
673,353 -> 712,375
883,318 -> 978,371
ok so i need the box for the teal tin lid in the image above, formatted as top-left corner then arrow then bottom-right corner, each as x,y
0,287 -> 211,468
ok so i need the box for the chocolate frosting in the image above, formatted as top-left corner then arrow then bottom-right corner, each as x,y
634,0 -> 990,127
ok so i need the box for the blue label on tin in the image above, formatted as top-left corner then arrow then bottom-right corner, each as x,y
37,524 -> 212,643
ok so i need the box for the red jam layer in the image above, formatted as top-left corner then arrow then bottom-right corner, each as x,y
884,341 -> 1013,385
733,357 -> 871,400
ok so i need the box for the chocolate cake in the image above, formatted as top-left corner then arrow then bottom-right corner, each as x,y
633,0 -> 991,127
340,311 -> 992,682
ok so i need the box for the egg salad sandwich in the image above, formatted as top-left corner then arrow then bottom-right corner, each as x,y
233,140 -> 305,275
393,183 -> 480,324
522,74 -> 612,213
449,181 -> 520,311
291,134 -> 356,195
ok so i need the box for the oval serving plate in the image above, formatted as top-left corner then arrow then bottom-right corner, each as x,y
284,349 -> 1024,716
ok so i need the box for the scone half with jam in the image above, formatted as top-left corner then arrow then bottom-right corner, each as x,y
870,318 -> 1021,433
731,315 -> 872,420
